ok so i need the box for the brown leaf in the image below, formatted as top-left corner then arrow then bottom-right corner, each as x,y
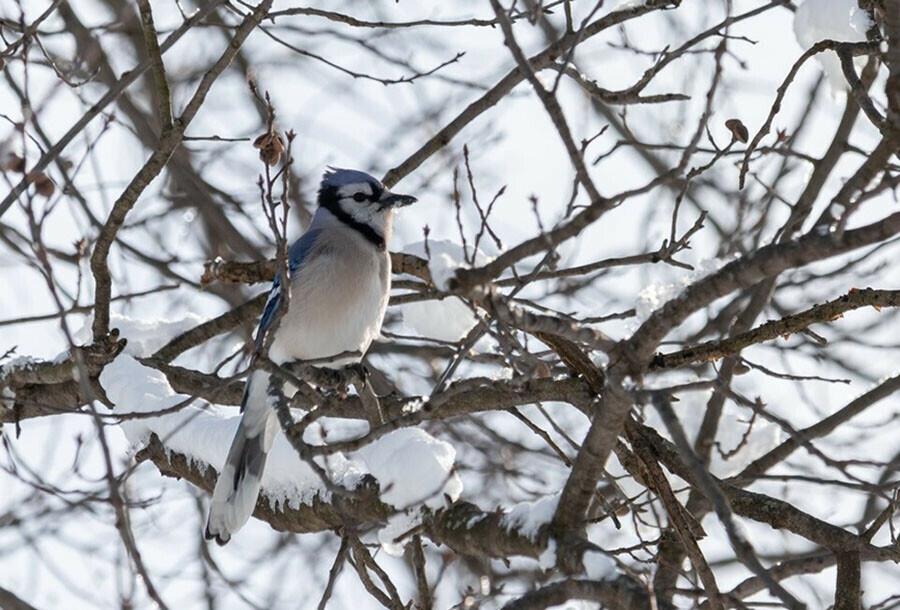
252,133 -> 269,149
725,118 -> 749,144
253,131 -> 285,166
22,169 -> 54,197
3,153 -> 25,173
34,174 -> 55,198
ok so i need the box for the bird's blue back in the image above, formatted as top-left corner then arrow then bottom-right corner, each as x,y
255,229 -> 322,349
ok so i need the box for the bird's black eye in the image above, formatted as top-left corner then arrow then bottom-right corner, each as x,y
352,192 -> 367,203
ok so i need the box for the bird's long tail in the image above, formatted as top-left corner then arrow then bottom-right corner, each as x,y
205,370 -> 277,545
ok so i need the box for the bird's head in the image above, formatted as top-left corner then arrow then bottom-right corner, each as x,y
317,168 -> 416,243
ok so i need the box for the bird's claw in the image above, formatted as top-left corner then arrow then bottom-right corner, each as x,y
344,363 -> 368,386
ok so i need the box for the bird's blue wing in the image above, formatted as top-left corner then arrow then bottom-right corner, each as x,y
255,229 -> 322,349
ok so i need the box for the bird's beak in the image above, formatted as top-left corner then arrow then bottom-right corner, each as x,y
379,190 -> 417,209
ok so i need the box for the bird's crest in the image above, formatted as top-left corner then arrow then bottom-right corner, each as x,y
320,167 -> 381,190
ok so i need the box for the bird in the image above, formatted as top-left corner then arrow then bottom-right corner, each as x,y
205,167 -> 416,545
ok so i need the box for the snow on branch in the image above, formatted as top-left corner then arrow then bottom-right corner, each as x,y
101,353 -> 463,539
95,320 -> 614,570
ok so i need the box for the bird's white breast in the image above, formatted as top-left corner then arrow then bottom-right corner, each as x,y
268,228 -> 390,367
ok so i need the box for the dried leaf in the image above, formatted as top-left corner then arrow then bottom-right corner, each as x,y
253,131 -> 285,166
34,174 -> 55,197
27,171 -> 54,197
725,118 -> 749,144
3,153 -> 25,173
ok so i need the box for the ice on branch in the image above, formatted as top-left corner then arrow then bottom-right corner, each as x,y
793,0 -> 872,94
399,240 -> 490,342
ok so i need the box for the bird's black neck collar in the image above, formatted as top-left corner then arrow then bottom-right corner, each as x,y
319,188 -> 386,251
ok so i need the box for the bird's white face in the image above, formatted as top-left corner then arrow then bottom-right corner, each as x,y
334,180 -> 417,236
336,180 -> 389,228
317,168 -> 417,243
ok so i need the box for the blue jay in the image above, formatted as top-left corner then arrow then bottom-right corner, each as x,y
205,168 -> 416,544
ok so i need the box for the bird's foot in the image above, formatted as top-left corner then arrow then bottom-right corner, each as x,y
343,362 -> 369,386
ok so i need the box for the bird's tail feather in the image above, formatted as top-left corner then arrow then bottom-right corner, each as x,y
205,372 -> 274,545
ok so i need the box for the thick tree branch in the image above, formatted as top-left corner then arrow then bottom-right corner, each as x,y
651,288 -> 900,369
625,212 -> 900,373
136,434 -> 600,567
89,0 -> 274,341
501,578 -> 668,610
136,0 -> 173,131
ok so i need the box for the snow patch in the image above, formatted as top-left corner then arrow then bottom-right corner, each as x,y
358,427 -> 462,510
401,397 -> 427,414
101,356 -> 464,515
539,539 -> 557,570
635,257 -> 731,322
358,427 -> 462,554
376,512 -> 422,557
615,0 -> 648,9
100,355 -> 365,508
428,251 -> 462,292
500,491 -> 561,540
76,312 -> 205,358
583,550 -> 616,580
97,318 -> 464,548
635,282 -> 679,322
0,355 -> 39,377
399,240 -> 490,342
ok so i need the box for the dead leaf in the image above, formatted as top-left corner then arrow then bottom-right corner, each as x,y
725,119 -> 749,143
253,131 -> 285,167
